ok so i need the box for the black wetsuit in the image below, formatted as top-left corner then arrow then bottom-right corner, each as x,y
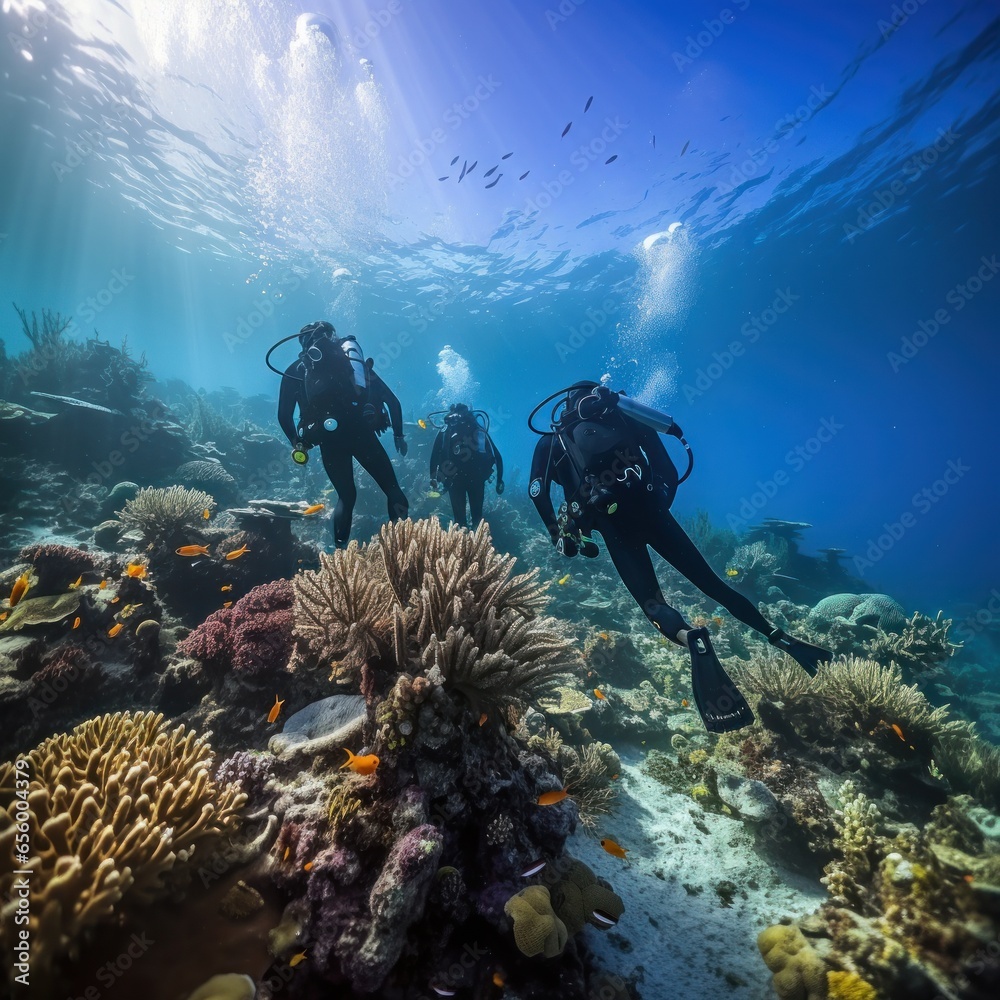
278,354 -> 408,547
429,419 -> 504,528
529,413 -> 772,643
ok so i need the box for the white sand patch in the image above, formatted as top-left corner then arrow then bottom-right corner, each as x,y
569,749 -> 825,999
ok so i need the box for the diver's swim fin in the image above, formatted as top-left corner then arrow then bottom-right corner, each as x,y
768,629 -> 831,677
687,627 -> 754,734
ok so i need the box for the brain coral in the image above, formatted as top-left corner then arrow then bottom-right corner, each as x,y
505,884 -> 569,958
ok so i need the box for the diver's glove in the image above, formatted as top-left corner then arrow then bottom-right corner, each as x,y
496,480 -> 505,496
394,435 -> 408,456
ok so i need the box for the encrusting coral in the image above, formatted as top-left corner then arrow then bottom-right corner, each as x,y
0,711 -> 245,991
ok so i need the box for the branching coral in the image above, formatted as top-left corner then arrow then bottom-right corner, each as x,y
116,485 -> 216,543
0,711 -> 245,990
822,780 -> 881,909
292,519 -> 578,717
862,611 -> 960,674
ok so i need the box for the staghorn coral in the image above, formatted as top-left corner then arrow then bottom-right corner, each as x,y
0,711 -> 245,990
116,485 -> 216,543
862,610 -> 960,674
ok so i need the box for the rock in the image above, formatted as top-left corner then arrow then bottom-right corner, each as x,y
185,973 -> 256,1000
93,519 -> 123,549
716,772 -> 780,823
269,694 -> 367,755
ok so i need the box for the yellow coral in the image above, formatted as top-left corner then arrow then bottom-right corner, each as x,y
691,784 -> 710,799
827,970 -> 878,1000
757,924 -> 828,1000
504,885 -> 568,958
688,749 -> 709,766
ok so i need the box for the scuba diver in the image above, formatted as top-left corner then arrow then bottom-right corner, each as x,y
271,321 -> 409,548
428,403 -> 505,528
527,381 -> 831,734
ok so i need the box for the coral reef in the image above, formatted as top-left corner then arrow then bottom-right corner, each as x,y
505,885 -> 568,958
757,923 -> 827,1000
862,611 -> 960,675
0,711 -> 245,992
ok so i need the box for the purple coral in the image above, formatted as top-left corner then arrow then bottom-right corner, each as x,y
215,749 -> 275,802
179,578 -> 293,681
31,645 -> 104,701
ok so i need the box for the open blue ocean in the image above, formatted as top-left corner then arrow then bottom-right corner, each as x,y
1,3 -> 998,999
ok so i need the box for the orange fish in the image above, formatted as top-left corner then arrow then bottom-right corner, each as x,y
203,508 -> 211,520
98,579 -> 108,589
72,616 -> 81,629
681,698 -> 689,708
304,861 -> 313,871
537,789 -> 569,806
340,748 -> 380,775
8,572 -> 30,607
0,612 -> 6,623
222,601 -> 233,608
283,846 -> 290,861
479,712 -> 488,726
126,562 -> 147,579
964,874 -> 975,883
108,623 -> 123,637
289,952 -> 307,968
302,503 -> 325,516
712,616 -> 723,627
221,585 -> 232,592
493,970 -> 506,987
611,773 -> 619,780
268,695 -> 285,724
226,545 -> 250,561
890,723 -> 906,741
594,688 -> 606,701
176,545 -> 210,557
69,575 -> 83,589
597,631 -> 610,640
600,838 -> 629,859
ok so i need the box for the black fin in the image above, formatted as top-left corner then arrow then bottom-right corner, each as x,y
768,629 -> 831,677
688,627 -> 754,734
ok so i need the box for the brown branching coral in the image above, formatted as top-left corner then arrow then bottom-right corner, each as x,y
292,519 -> 579,716
116,485 -> 216,543
0,711 -> 245,990
862,610 -> 961,674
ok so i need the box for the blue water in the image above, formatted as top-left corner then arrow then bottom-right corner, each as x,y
2,0 -> 998,620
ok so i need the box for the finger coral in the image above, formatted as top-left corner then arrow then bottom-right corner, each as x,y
0,711 -> 245,991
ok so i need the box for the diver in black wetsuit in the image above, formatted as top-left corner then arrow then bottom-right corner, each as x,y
528,381 -> 831,733
275,321 -> 409,548
428,403 -> 505,528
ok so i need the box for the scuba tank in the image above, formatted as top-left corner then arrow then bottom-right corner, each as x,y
340,335 -> 368,395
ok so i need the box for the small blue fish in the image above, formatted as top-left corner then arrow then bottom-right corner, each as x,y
484,165 -> 498,178
605,155 -> 617,164
584,95 -> 593,113
438,176 -> 449,181
519,171 -> 530,180
561,121 -> 572,138
502,151 -> 513,159
459,160 -> 467,182
485,174 -> 502,189
680,139 -> 690,156
467,160 -> 477,173
450,155 -> 460,166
